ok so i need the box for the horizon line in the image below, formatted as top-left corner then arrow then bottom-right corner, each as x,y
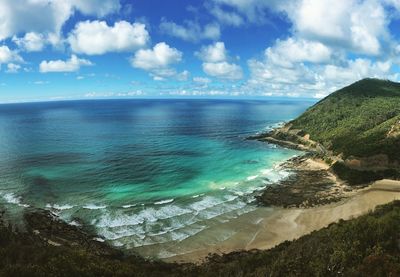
0,96 -> 319,105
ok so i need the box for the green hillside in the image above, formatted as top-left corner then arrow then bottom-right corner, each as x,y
290,78 -> 400,161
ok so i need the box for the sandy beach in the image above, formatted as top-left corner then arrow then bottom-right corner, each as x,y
163,178 -> 400,263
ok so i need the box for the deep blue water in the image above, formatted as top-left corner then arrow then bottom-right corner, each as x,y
0,99 -> 312,257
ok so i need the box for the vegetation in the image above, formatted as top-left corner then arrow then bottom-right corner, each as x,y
0,222 -> 182,276
290,78 -> 400,161
2,201 -> 400,276
332,162 -> 400,185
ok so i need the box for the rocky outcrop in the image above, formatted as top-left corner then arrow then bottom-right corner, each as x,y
345,154 -> 388,170
23,209 -> 122,258
258,155 -> 349,208
249,124 -> 329,158
345,154 -> 400,171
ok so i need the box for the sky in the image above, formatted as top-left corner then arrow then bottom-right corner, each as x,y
1,0 -> 400,102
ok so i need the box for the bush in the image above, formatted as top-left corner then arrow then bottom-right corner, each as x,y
332,162 -> 400,185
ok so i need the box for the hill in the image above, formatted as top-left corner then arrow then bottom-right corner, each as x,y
254,78 -> 400,185
290,78 -> 400,161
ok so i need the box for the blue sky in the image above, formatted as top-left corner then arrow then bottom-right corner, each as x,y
1,0 -> 400,102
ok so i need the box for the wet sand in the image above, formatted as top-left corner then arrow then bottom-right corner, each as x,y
163,179 -> 400,264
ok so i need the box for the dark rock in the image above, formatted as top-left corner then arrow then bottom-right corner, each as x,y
23,209 -> 123,258
258,169 -> 340,208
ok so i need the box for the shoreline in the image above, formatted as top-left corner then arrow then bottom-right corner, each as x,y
160,127 -> 400,263
164,178 -> 400,264
1,125 -> 399,266
4,149 -> 398,265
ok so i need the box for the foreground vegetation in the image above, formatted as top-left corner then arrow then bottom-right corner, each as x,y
2,201 -> 400,276
290,78 -> 400,160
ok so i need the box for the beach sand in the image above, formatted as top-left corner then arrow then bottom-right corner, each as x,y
163,179 -> 400,264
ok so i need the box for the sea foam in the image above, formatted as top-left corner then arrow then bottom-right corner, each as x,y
83,204 -> 107,210
91,162 -> 295,248
46,204 -> 74,210
246,175 -> 258,181
1,193 -> 29,207
154,199 -> 174,205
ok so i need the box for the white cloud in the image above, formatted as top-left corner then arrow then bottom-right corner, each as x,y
39,55 -> 93,73
246,54 -> 395,98
313,59 -> 395,97
84,90 -> 146,98
0,0 -> 120,41
349,1 -> 387,55
247,58 -> 314,87
196,41 -> 243,80
287,0 -> 388,55
33,80 -> 50,85
131,42 -> 186,81
131,42 -> 182,70
203,62 -> 243,80
212,0 -> 390,56
0,46 -> 23,64
150,69 -> 190,81
289,0 -> 351,42
0,0 -> 69,41
195,42 -> 227,63
70,0 -> 120,17
209,6 -> 244,26
6,63 -> 21,73
68,20 -> 149,55
163,86 -> 245,97
160,19 -> 220,42
385,0 -> 400,9
211,0 -> 283,23
12,32 -> 45,52
210,0 -> 397,98
176,70 -> 190,81
265,38 -> 333,68
322,59 -> 392,85
152,76 -> 165,81
193,77 -> 211,84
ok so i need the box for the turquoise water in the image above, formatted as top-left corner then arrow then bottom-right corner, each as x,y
0,99 -> 311,257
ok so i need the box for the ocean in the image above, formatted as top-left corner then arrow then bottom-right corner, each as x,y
0,99 -> 312,259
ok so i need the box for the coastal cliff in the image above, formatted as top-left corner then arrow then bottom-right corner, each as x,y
254,78 -> 400,185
